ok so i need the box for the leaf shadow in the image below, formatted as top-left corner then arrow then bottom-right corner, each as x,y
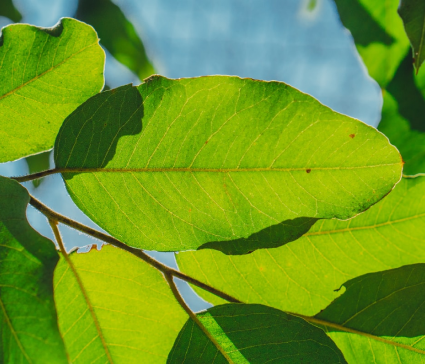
55,84 -> 144,171
198,217 -> 318,255
316,263 -> 425,342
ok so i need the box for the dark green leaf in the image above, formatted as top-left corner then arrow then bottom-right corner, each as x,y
168,304 -> 347,364
378,92 -> 425,175
54,76 -> 402,253
399,0 -> 425,73
54,245 -> 188,363
386,50 -> 425,132
76,0 -> 154,80
0,18 -> 105,163
0,176 -> 67,363
176,177 -> 425,315
0,0 -> 21,22
377,51 -> 425,174
316,264 -> 425,362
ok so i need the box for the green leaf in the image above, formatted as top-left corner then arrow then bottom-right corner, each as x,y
76,0 -> 154,80
0,176 -> 67,363
377,51 -> 425,175
333,0 -> 410,87
378,92 -> 425,175
315,264 -> 425,363
54,76 -> 402,253
168,304 -> 347,364
0,17 -> 105,163
399,0 -> 425,73
24,150 -> 51,188
176,176 -> 425,316
0,0 -> 21,22
54,245 -> 188,363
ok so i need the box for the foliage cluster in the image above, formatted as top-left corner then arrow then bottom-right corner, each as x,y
1,0 -> 425,362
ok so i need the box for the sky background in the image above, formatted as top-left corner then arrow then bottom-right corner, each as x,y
0,0 -> 382,310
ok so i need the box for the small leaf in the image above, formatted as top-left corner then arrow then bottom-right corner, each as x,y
0,18 -> 105,163
316,264 -> 425,362
176,176 -> 425,315
55,76 -> 402,253
54,245 -> 188,363
0,0 -> 21,22
0,176 -> 67,363
24,150 -> 51,187
76,0 -> 154,80
399,0 -> 425,73
168,304 -> 347,364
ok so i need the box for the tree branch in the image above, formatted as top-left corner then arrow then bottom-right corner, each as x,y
30,195 -> 241,304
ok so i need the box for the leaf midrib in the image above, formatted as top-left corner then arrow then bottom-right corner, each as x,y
62,253 -> 114,364
57,163 -> 400,174
298,313 -> 425,355
0,297 -> 32,363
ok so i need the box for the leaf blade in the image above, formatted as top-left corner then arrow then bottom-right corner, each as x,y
55,76 -> 402,253
76,0 -> 154,80
168,304 -> 347,364
177,176 -> 425,315
0,17 -> 105,162
54,245 -> 188,364
399,0 -> 425,73
315,264 -> 425,362
0,177 -> 67,363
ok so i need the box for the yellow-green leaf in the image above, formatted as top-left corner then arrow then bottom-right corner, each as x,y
0,18 -> 105,162
177,177 -> 425,315
54,245 -> 188,364
54,76 -> 402,253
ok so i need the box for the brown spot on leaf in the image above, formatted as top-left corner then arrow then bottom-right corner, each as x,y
349,134 -> 355,138
306,169 -> 311,173
205,140 -> 209,144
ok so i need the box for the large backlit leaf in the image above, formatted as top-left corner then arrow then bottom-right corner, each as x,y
177,176 -> 425,316
333,0 -> 409,87
54,245 -> 188,364
54,76 -> 402,253
168,304 -> 347,364
0,177 -> 67,363
76,0 -> 154,80
316,264 -> 425,363
0,17 -> 105,163
399,0 -> 425,73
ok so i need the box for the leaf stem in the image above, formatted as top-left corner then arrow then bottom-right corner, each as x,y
31,195 -> 241,304
164,273 -> 235,364
11,168 -> 61,182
